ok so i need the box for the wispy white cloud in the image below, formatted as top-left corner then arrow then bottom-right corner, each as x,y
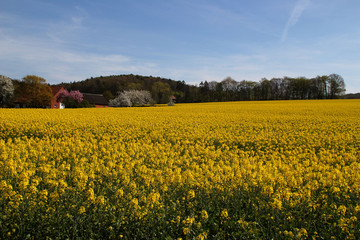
0,29 -> 157,83
281,0 -> 311,42
0,7 -> 160,83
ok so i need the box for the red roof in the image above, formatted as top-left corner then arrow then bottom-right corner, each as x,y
51,86 -> 64,96
82,93 -> 108,105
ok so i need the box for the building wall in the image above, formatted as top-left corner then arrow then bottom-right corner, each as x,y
94,104 -> 111,108
51,87 -> 65,109
51,93 -> 61,109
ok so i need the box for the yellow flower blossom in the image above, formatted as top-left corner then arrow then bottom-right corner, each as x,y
78,206 -> 86,214
196,232 -> 208,240
183,227 -> 190,235
220,209 -> 229,219
0,100 -> 360,239
201,210 -> 208,221
187,190 -> 195,200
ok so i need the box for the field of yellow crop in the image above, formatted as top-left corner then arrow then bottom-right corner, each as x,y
1,100 -> 360,239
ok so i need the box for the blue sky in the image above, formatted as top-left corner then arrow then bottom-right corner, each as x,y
1,0 -> 359,93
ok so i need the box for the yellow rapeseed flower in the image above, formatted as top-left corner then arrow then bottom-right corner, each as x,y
1,100 -> 360,239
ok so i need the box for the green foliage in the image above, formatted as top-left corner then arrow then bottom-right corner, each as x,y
151,81 -> 172,104
63,97 -> 91,108
102,90 -> 114,101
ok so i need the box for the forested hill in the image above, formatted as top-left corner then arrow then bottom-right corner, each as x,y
58,75 -> 180,95
55,73 -> 348,104
56,74 -> 197,103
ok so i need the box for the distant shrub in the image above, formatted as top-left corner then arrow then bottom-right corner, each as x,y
168,97 -> 175,106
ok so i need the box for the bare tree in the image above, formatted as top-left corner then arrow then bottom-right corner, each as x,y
328,74 -> 346,98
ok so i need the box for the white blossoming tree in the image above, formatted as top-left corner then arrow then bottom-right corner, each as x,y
0,75 -> 14,107
109,90 -> 153,107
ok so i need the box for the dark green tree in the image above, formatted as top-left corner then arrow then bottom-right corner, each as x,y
151,81 -> 172,104
103,90 -> 114,101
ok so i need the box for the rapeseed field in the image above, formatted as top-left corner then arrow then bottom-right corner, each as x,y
1,100 -> 360,239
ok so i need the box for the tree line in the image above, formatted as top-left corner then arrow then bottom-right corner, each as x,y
0,75 -> 54,108
0,73 -> 349,108
59,74 -> 346,104
198,74 -> 346,102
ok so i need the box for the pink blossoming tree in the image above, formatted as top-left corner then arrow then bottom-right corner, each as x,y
69,90 -> 83,103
